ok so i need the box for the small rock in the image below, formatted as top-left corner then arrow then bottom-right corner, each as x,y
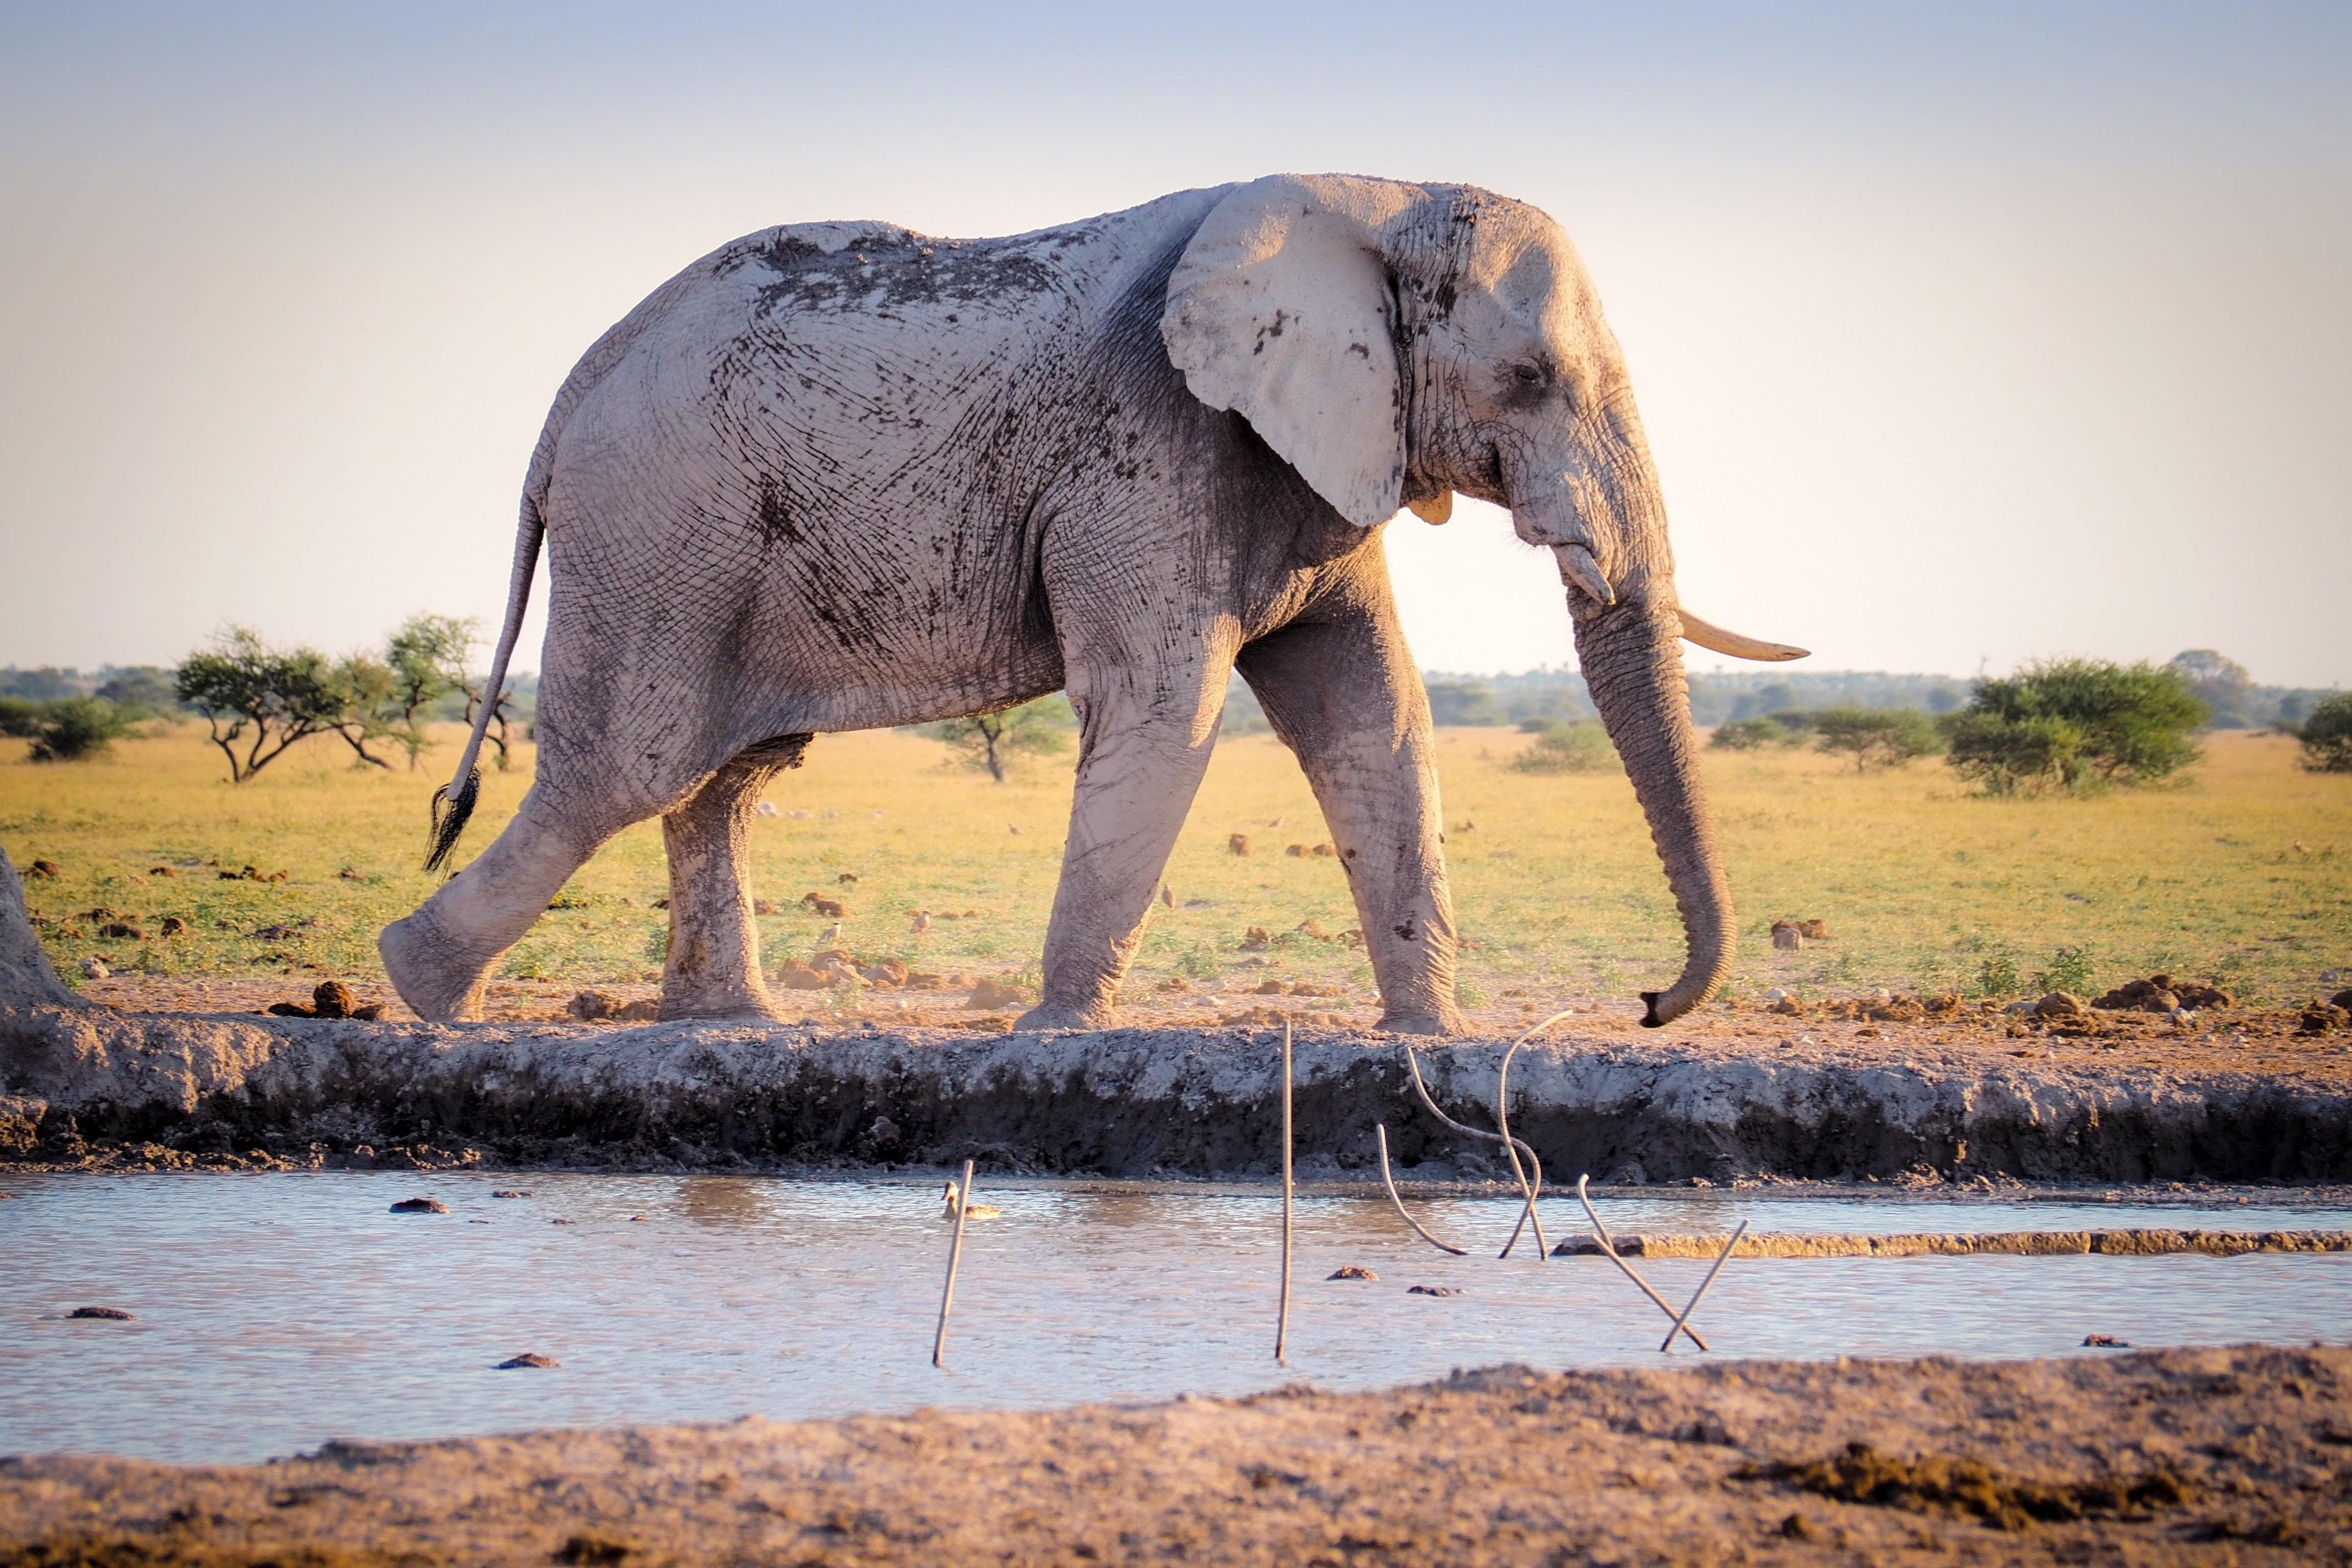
496,1353 -> 560,1369
2032,991 -> 2084,1019
2003,998 -> 2038,1015
2082,1334 -> 2130,1348
78,957 -> 110,980
69,1306 -> 134,1320
966,976 -> 1025,1010
390,1197 -> 448,1214
1327,1265 -> 1377,1281
754,800 -> 778,817
1406,1285 -> 1463,1297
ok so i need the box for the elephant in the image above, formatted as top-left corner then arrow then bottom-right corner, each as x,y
380,173 -> 1805,1034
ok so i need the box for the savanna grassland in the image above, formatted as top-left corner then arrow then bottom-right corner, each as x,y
2,723 -> 2346,1021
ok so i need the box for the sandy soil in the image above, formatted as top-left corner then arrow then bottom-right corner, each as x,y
75,973 -> 2352,1088
4,1346 -> 2346,1565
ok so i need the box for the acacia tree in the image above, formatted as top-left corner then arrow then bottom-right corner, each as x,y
383,613 -> 477,769
174,627 -> 346,782
1809,707 -> 1942,771
931,696 -> 1073,781
329,654 -> 400,769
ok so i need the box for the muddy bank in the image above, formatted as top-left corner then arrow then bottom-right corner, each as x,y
5,1346 -> 2345,1565
6,995 -> 2352,1184
7,850 -> 2352,1183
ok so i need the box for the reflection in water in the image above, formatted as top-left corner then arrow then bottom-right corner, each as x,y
677,1177 -> 767,1228
0,1171 -> 2343,1466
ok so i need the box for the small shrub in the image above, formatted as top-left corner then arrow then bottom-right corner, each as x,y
1946,658 -> 2205,795
2297,693 -> 2352,774
2034,945 -> 2096,996
1975,949 -> 2022,998
1710,717 -> 1795,751
0,697 -> 49,739
1810,707 -> 1943,771
1512,720 -> 1618,774
26,697 -> 132,761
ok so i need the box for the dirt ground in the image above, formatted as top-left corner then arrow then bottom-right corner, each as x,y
77,973 -> 2352,1088
4,1345 -> 2346,1565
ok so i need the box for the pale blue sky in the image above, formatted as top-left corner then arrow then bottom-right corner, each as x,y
3,3 -> 2346,683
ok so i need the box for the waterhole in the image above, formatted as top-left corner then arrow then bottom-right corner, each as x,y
3,1173 -> 2345,1464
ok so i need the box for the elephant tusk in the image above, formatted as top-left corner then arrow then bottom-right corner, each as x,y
1551,543 -> 1616,606
1405,491 -> 1453,525
1675,607 -> 1810,663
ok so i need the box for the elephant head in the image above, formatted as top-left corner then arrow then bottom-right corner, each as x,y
1162,174 -> 1806,1026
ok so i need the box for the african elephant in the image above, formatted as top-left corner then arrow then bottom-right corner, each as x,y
380,173 -> 1804,1034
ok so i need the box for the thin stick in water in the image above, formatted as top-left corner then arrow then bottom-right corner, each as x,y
1377,1123 -> 1468,1256
1400,1041 -> 1549,1256
1275,1020 -> 1294,1366
1494,1010 -> 1575,1260
1575,1174 -> 1709,1352
931,1157 -> 975,1369
1659,1219 -> 1747,1353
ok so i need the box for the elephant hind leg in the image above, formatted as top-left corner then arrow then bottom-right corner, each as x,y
659,736 -> 810,1021
380,784 -> 615,1021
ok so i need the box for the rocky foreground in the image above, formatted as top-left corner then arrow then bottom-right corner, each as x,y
4,1346 -> 2346,1565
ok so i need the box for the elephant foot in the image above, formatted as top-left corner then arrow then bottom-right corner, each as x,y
378,910 -> 489,1022
1376,1005 -> 1470,1037
1012,999 -> 1114,1033
657,986 -> 786,1024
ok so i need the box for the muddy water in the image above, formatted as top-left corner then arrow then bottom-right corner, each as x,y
3,1173 -> 2346,1465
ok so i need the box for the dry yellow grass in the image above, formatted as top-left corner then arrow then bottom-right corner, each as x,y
3,722 -> 2346,1011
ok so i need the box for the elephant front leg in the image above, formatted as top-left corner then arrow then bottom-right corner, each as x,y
659,749 -> 796,1021
1018,660 -> 1230,1031
1237,609 -> 1466,1035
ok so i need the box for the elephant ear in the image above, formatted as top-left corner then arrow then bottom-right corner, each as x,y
1161,175 -> 1417,529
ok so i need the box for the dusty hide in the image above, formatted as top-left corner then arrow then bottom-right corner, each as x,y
3,1001 -> 2350,1181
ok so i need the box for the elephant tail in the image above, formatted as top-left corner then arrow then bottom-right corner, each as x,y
425,484 -> 547,873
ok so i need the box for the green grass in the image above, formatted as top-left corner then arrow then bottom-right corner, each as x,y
4,722 -> 2347,1007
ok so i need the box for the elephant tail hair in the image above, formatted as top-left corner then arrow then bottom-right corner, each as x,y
424,770 -> 481,873
422,480 -> 547,873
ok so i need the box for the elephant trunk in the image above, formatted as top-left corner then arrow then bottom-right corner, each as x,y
1572,587 -> 1734,1027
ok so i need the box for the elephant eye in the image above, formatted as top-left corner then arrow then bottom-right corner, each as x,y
1511,364 -> 1544,385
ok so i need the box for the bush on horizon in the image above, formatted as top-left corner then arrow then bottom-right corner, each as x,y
1946,658 -> 2206,795
2295,693 -> 2352,773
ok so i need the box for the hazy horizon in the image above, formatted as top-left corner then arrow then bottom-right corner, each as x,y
4,4 -> 2347,685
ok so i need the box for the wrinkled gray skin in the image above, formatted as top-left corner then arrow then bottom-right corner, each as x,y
381,175 -> 1738,1035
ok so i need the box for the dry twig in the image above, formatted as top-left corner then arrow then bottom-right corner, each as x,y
1376,1124 -> 1468,1256
1660,1220 -> 1746,1353
1575,1174 -> 1710,1352
1494,1010 -> 1576,1259
1401,1037 -> 1550,1258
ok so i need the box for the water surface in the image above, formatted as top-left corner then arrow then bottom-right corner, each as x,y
3,1173 -> 2345,1465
